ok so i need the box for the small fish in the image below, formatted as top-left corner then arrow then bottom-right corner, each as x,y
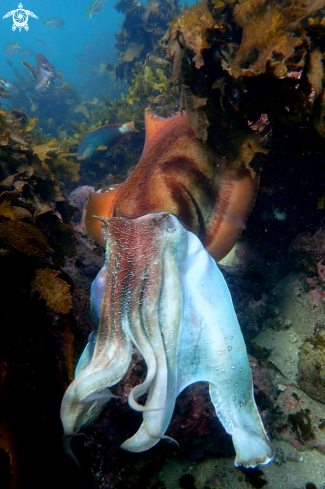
85,41 -> 90,52
36,38 -> 46,49
86,0 -> 107,18
21,48 -> 34,57
0,79 -> 13,92
5,59 -> 13,67
78,66 -> 86,75
43,17 -> 65,28
5,41 -> 20,56
21,54 -> 57,89
77,122 -> 138,160
74,55 -> 88,63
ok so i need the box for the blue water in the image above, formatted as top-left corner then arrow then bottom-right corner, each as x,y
0,0 -> 198,111
0,0 -> 199,121
0,0 -> 124,97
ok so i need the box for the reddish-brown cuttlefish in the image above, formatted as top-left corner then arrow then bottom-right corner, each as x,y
60,110 -> 274,468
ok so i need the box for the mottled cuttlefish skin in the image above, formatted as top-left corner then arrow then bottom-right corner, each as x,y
60,212 -> 274,468
85,110 -> 259,263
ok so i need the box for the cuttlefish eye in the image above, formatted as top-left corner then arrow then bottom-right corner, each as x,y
166,217 -> 177,233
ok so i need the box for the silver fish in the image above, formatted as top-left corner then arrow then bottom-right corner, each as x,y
43,17 -> 65,28
5,41 -> 20,56
86,0 -> 107,18
21,54 -> 57,89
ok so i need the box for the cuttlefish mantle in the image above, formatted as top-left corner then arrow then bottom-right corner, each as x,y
85,109 -> 259,262
61,212 -> 274,468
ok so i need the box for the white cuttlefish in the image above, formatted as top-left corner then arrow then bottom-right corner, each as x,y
60,212 -> 274,468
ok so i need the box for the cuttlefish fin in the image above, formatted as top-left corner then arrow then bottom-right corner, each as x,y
141,108 -> 182,157
85,188 -> 120,246
204,167 -> 259,262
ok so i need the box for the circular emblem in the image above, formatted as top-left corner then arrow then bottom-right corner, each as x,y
3,3 -> 38,33
12,8 -> 29,31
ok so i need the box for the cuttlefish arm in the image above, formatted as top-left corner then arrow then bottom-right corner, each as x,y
85,110 -> 259,262
62,213 -> 274,467
176,229 -> 273,467
60,241 -> 133,438
61,213 -> 175,438
121,216 -> 184,451
119,214 -> 273,466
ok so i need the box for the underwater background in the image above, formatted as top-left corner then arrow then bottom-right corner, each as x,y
1,0 -> 325,488
0,0 -> 124,96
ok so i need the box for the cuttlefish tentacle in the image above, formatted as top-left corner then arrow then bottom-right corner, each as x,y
102,214 -> 180,431
60,241 -> 133,437
116,219 -> 160,412
61,213 -> 274,467
122,230 -> 183,450
143,244 -> 182,438
74,235 -> 134,400
125,305 -> 158,412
